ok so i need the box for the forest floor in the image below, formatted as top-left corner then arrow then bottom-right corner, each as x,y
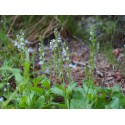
26,33 -> 125,94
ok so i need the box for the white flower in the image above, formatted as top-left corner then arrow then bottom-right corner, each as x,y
90,31 -> 93,35
62,49 -> 67,56
39,56 -> 42,60
25,40 -> 28,43
7,83 -> 10,85
28,48 -> 35,53
16,35 -> 19,38
0,97 -> 4,102
50,42 -> 53,49
17,44 -> 21,49
51,39 -> 56,43
14,41 -> 18,46
39,61 -> 44,65
20,37 -> 24,42
38,48 -> 41,52
20,42 -> 24,46
59,72 -> 62,76
22,32 -> 24,36
3,88 -> 7,92
66,57 -> 69,61
28,48 -> 31,52
66,47 -> 69,50
58,38 -> 62,42
54,44 -> 57,48
21,46 -> 25,50
89,37 -> 92,41
42,53 -> 45,56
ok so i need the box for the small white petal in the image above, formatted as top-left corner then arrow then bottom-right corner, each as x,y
54,44 -> 57,48
20,37 -> 24,42
22,33 -> 24,36
14,41 -> 18,46
20,42 -> 24,45
16,35 -> 19,38
51,39 -> 56,43
7,83 -> 10,85
66,57 -> 69,61
21,46 -> 25,50
3,88 -> 7,92
39,61 -> 44,65
0,97 -> 4,102
17,45 -> 21,49
90,31 -> 93,35
38,48 -> 41,51
25,40 -> 28,43
89,37 -> 92,41
39,56 -> 42,60
66,47 -> 69,50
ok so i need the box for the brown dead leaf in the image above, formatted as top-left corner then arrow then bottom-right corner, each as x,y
114,72 -> 122,82
113,48 -> 120,58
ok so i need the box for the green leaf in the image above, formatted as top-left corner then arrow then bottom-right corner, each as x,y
110,97 -> 120,109
0,84 -> 4,89
70,99 -> 84,109
51,86 -> 65,97
67,82 -> 77,92
83,83 -> 89,94
32,76 -> 42,87
70,99 -> 92,109
0,67 -> 23,83
112,84 -> 120,93
42,78 -> 50,89
31,87 -> 44,95
35,96 -> 45,109
72,88 -> 84,100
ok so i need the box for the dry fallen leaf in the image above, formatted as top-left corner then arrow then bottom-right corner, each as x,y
114,72 -> 122,82
113,48 -> 120,58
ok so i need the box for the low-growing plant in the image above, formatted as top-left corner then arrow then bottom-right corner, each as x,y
1,19 -> 125,109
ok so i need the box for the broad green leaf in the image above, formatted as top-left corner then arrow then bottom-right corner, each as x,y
112,84 -> 120,93
51,86 -> 65,97
35,96 -> 45,109
70,99 -> 93,109
32,76 -> 42,87
67,82 -> 77,92
72,88 -> 83,100
31,87 -> 44,95
0,84 -> 4,89
42,78 -> 50,89
110,97 -> 120,109
83,83 -> 89,93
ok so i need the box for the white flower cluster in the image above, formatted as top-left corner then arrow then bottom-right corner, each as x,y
62,46 -> 69,61
89,27 -> 95,42
89,30 -> 93,41
50,37 -> 61,49
14,30 -> 28,51
38,42 -> 45,65
90,31 -> 93,35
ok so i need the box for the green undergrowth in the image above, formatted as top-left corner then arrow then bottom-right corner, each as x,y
0,16 -> 125,109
